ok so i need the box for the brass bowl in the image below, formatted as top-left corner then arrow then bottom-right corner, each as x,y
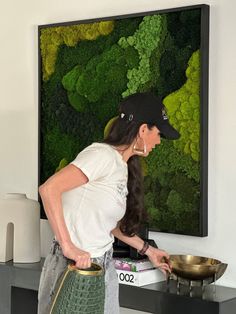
169,255 -> 227,281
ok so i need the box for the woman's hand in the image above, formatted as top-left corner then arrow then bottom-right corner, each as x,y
61,242 -> 91,269
145,246 -> 172,275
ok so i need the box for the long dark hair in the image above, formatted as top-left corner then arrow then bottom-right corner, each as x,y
103,116 -> 154,236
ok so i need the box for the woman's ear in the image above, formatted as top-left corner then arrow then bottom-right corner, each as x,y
138,124 -> 148,137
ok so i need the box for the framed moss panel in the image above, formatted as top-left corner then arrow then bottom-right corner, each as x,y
38,4 -> 209,236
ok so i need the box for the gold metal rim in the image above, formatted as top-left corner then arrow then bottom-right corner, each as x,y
68,262 -> 103,276
170,255 -> 222,266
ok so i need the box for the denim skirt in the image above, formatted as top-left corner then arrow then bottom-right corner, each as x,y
37,240 -> 120,314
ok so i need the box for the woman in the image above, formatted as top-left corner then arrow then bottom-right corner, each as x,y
37,92 -> 180,314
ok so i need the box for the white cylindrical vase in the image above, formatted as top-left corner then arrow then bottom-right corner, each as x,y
0,193 -> 40,263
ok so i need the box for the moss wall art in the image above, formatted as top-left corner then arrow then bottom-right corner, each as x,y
39,5 -> 209,236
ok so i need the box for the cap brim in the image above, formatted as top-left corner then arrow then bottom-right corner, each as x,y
158,123 -> 180,140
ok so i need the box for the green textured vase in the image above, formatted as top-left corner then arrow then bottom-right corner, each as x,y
50,263 -> 105,314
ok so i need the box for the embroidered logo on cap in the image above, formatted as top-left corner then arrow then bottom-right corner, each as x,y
162,108 -> 168,120
128,114 -> 133,121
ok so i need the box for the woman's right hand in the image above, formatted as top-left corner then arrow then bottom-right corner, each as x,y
61,242 -> 91,269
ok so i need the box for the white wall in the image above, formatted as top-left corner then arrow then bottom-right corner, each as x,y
1,0 -> 236,289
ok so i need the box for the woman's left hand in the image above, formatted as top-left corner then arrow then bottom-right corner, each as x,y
145,246 -> 172,275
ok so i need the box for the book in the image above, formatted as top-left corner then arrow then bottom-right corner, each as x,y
113,257 -> 154,272
116,268 -> 165,286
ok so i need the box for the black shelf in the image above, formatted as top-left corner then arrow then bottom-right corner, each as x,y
120,280 -> 236,313
1,259 -> 236,314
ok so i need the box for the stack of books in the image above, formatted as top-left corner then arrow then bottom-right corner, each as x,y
113,257 -> 164,286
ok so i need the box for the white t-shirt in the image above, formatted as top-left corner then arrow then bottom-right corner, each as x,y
62,142 -> 128,257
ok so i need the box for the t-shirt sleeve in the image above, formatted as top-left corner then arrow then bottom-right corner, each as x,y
70,144 -> 114,181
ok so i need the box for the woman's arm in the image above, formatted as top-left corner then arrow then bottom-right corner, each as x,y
39,164 -> 91,268
112,227 -> 145,251
111,227 -> 171,274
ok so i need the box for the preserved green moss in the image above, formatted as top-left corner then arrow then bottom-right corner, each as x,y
41,17 -> 142,143
149,9 -> 200,98
55,158 -> 69,172
41,17 -> 143,82
40,21 -> 115,81
153,37 -> 193,97
169,173 -> 199,203
163,50 -> 200,161
118,14 -> 167,97
40,14 -> 202,235
75,44 -> 128,102
144,139 -> 200,235
67,92 -> 89,112
167,9 -> 200,50
62,65 -> 82,92
145,175 -> 199,235
166,189 -> 199,230
62,44 -> 139,118
145,140 -> 199,182
144,191 -> 161,224
41,126 -> 77,183
103,116 -> 118,138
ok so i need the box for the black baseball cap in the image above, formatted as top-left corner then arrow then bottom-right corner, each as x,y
119,92 -> 180,140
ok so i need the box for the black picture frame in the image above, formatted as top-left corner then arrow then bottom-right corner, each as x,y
38,4 -> 209,237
